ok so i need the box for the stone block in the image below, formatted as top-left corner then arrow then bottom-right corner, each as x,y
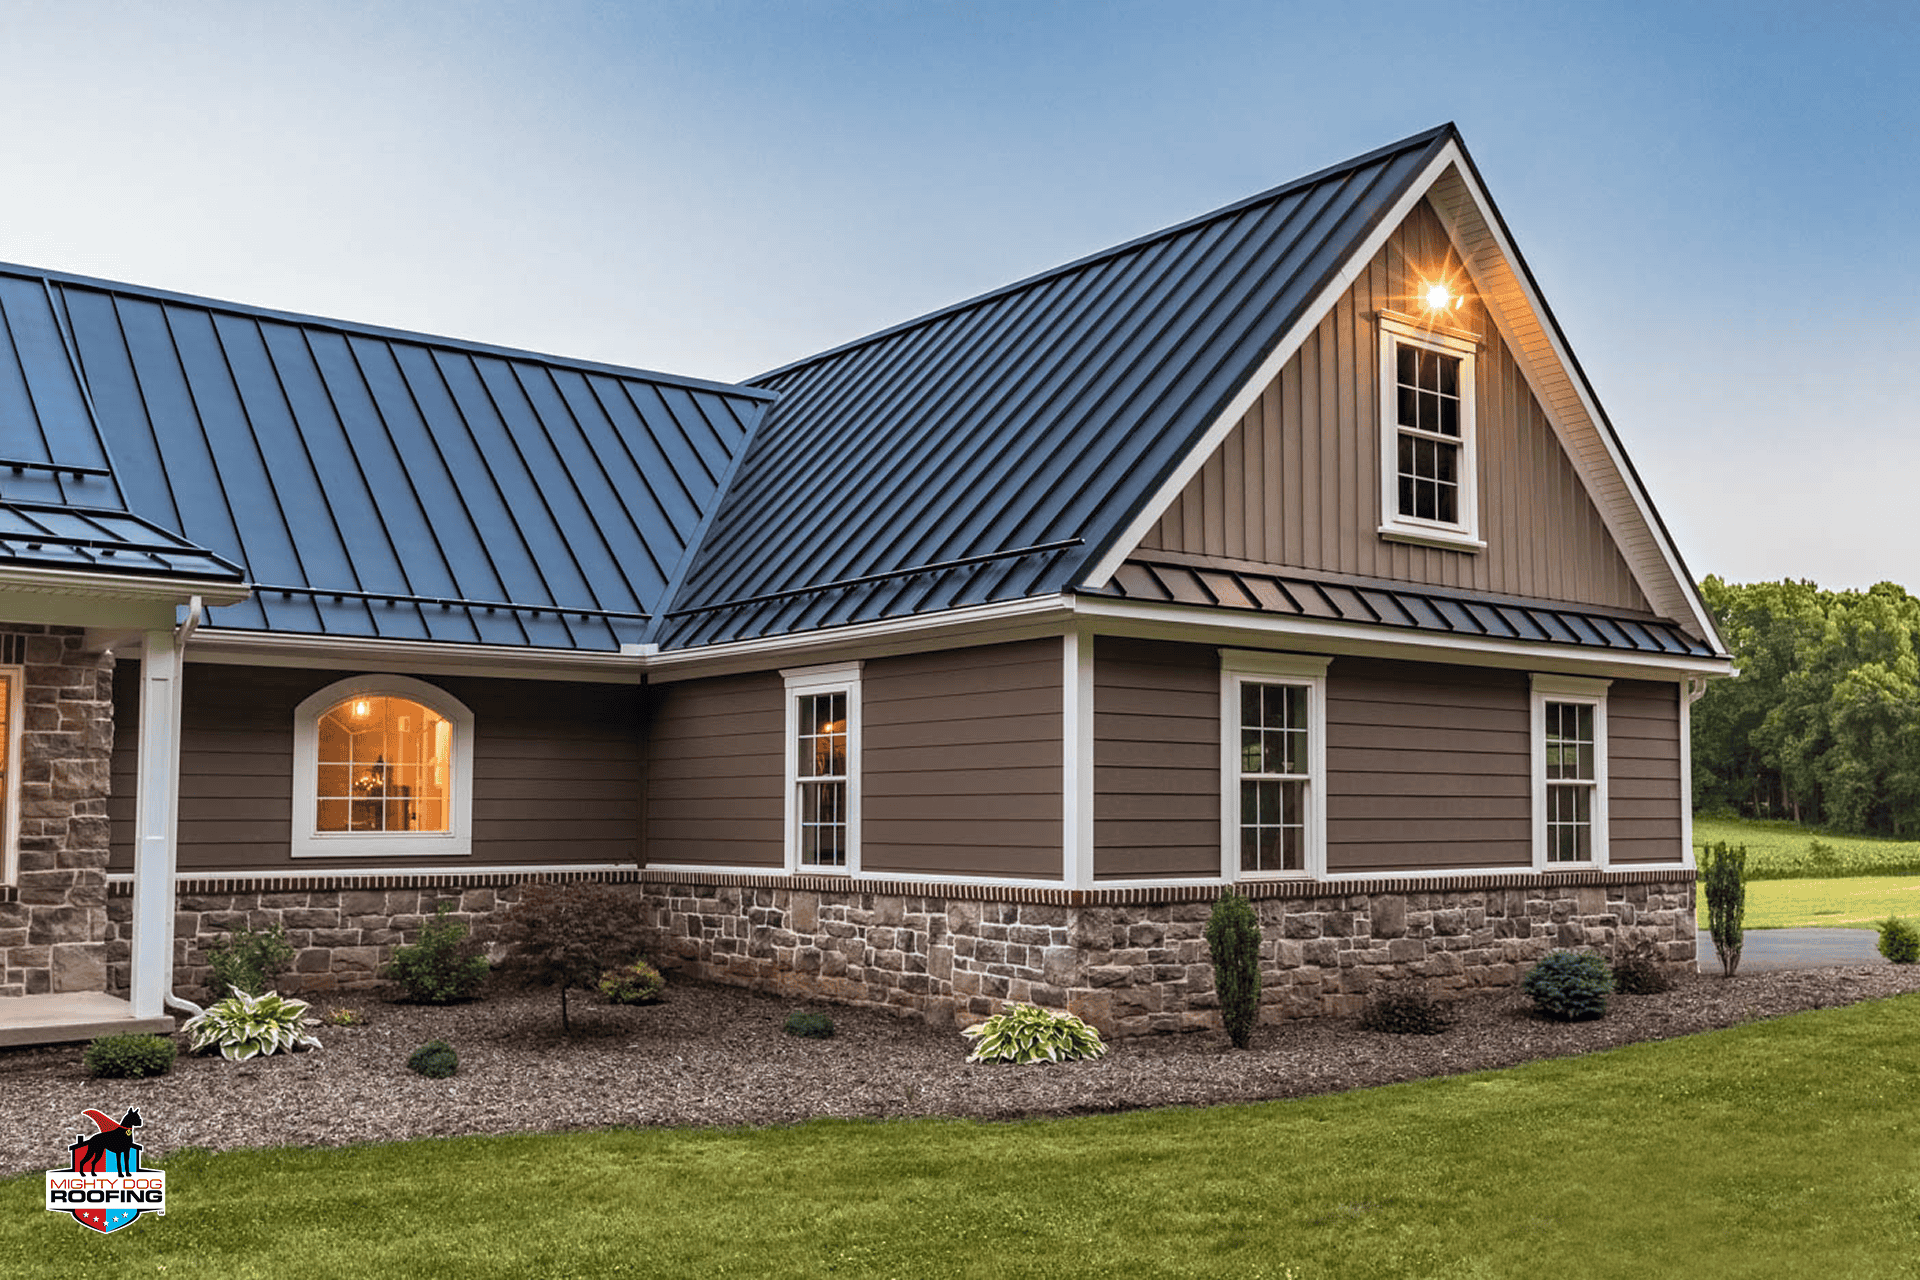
51,942 -> 107,992
1041,946 -> 1079,988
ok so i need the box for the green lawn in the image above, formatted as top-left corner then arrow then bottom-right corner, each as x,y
1701,874 -> 1920,931
10,996 -> 1920,1278
1695,815 -> 1920,880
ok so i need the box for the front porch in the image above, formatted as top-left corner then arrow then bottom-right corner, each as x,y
0,992 -> 173,1047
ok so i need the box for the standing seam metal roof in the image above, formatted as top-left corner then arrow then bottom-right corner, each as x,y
0,263 -> 772,650
656,126 -> 1456,648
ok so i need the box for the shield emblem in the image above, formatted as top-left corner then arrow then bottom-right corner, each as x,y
45,1108 -> 166,1234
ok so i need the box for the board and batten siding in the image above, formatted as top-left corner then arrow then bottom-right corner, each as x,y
644,670 -> 785,868
108,662 -> 643,873
1137,199 -> 1649,615
862,639 -> 1062,877
1607,678 -> 1684,863
1093,637 -> 1219,880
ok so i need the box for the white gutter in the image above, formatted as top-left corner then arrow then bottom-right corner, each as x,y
163,597 -> 205,1021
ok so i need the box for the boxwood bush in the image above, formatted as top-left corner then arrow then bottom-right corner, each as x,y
783,1010 -> 835,1039
1358,984 -> 1454,1035
1522,950 -> 1612,1021
1877,916 -> 1920,964
406,1039 -> 459,1078
84,1033 -> 177,1079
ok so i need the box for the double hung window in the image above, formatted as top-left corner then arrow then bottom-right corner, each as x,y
783,663 -> 861,873
1221,651 -> 1328,879
1378,315 -> 1480,549
1531,675 -> 1610,868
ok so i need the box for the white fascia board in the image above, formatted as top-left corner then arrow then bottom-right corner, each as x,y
644,595 -> 1075,683
1423,151 -> 1729,655
0,566 -> 248,604
1071,595 -> 1734,680
1079,144 -> 1464,590
184,629 -> 646,684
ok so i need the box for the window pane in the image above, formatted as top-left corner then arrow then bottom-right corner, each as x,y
1435,479 -> 1457,524
316,694 -> 451,834
1437,354 -> 1458,397
1397,344 -> 1416,391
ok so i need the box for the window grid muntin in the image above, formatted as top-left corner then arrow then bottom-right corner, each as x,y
1239,680 -> 1310,874
315,694 -> 452,834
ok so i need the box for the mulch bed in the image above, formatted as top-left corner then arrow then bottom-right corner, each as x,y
6,963 -> 1920,1178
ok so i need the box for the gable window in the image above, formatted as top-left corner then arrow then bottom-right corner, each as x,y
292,675 -> 474,859
1531,674 -> 1610,868
1378,314 -> 1482,551
783,662 -> 862,873
1221,651 -> 1328,879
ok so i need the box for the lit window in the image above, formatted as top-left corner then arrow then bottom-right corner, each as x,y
1531,675 -> 1609,868
1378,314 -> 1481,549
783,663 -> 861,873
293,675 -> 473,858
0,664 -> 17,885
1221,651 -> 1328,879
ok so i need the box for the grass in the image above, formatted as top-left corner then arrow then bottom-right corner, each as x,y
1699,875 -> 1920,932
9,997 -> 1920,1278
1695,815 -> 1920,880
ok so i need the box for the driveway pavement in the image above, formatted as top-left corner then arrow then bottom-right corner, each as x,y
1695,927 -> 1884,973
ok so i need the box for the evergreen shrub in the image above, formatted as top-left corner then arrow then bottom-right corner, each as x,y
384,902 -> 489,1003
1205,889 -> 1263,1049
406,1039 -> 459,1078
599,959 -> 667,1005
1877,917 -> 1920,964
84,1033 -> 177,1079
1358,985 -> 1454,1035
1522,950 -> 1612,1021
1700,841 -> 1748,976
204,923 -> 295,998
1610,945 -> 1676,995
783,1010 -> 835,1039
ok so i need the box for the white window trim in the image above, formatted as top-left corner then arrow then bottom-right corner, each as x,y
1531,673 -> 1610,870
0,664 -> 20,885
1220,650 -> 1330,881
1378,314 -> 1484,551
291,674 -> 475,859
782,661 -> 862,876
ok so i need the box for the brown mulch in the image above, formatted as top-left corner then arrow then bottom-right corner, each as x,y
6,963 -> 1920,1178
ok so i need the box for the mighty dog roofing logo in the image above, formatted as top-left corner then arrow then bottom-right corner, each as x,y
44,1107 -> 167,1234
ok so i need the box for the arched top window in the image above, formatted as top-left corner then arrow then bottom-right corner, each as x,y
292,675 -> 474,859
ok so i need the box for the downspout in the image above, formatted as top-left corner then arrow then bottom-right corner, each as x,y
163,597 -> 205,1020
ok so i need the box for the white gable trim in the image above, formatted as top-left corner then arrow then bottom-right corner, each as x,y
1080,138 -> 1725,657
1080,144 -> 1464,591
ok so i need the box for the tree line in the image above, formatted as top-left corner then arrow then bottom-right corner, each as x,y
1692,577 -> 1920,835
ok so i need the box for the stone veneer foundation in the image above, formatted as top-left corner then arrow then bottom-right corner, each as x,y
110,865 -> 1693,1035
0,627 -> 116,999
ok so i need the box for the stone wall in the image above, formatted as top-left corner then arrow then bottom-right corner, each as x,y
0,628 -> 116,998
105,870 -> 648,1001
103,866 -> 1694,1036
639,870 -> 1696,1036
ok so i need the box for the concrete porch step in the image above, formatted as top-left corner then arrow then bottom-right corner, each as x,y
0,993 -> 176,1048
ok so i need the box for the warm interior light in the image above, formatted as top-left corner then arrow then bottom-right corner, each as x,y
352,699 -> 371,718
1423,283 -> 1454,311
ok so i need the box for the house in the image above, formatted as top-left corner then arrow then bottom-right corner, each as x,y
0,124 -> 1731,1045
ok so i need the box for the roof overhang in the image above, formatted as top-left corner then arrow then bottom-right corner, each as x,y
0,567 -> 248,631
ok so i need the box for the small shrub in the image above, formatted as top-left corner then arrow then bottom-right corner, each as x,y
598,958 -> 666,1006
1522,950 -> 1613,1022
1700,841 -> 1748,977
962,1003 -> 1106,1064
1205,889 -> 1263,1050
1877,916 -> 1920,964
384,902 -> 489,1004
406,1039 -> 459,1078
1358,985 -> 1455,1035
783,1010 -> 835,1039
204,923 -> 294,998
321,1007 -> 367,1027
500,880 -> 651,1033
1610,945 -> 1676,995
84,1033 -> 177,1079
182,990 -> 321,1061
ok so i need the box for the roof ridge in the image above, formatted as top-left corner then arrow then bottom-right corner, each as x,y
0,261 -> 775,402
747,123 -> 1458,387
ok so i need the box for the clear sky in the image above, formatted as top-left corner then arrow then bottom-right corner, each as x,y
4,0 -> 1913,591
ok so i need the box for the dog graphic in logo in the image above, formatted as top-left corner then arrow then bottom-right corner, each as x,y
45,1107 -> 167,1234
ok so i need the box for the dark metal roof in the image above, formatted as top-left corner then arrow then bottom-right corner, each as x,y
656,126 -> 1459,648
1,262 -> 772,649
1093,556 -> 1718,659
0,500 -> 242,581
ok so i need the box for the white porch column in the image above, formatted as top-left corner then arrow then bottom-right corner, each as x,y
128,627 -> 185,1019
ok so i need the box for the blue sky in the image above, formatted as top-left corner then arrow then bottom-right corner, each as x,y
4,0 -> 1913,590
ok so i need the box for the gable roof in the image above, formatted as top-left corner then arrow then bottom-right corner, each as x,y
0,263 -> 772,650
655,127 -> 1460,648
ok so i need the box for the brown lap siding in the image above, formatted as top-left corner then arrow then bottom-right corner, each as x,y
1608,679 -> 1684,863
1323,658 -> 1532,873
1093,637 -> 1219,880
644,671 -> 784,868
861,640 -> 1063,878
109,661 -> 644,874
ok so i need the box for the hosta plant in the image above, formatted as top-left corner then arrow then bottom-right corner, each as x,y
962,1003 -> 1106,1064
182,990 -> 322,1062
